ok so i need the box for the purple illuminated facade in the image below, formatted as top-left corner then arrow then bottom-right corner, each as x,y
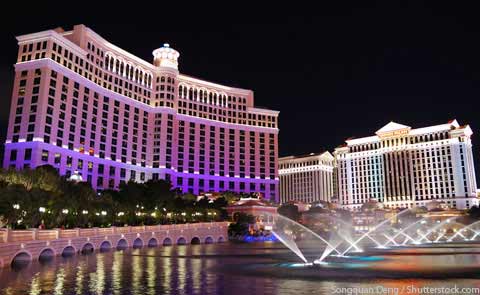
4,24 -> 280,201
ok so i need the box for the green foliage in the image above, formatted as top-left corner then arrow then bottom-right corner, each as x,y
228,212 -> 255,237
0,165 -> 228,229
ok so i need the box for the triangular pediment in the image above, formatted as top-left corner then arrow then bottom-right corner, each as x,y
319,151 -> 334,160
375,121 -> 411,135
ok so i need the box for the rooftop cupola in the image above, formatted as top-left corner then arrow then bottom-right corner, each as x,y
152,43 -> 180,69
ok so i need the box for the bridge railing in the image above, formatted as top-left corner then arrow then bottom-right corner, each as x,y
0,222 -> 229,243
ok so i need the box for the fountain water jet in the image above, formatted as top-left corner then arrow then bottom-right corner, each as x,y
341,209 -> 412,256
416,217 -> 458,244
271,231 -> 307,263
448,220 -> 480,242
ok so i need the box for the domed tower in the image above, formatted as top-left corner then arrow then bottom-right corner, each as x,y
152,43 -> 180,69
151,43 -> 180,108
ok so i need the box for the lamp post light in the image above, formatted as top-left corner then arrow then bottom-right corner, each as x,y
39,207 -> 46,213
13,204 -> 20,210
82,210 -> 89,215
62,209 -> 69,214
101,211 -> 107,216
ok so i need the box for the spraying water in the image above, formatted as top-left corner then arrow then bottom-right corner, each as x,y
271,230 -> 308,263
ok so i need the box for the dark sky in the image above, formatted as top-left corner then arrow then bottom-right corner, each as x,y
1,2 -> 480,175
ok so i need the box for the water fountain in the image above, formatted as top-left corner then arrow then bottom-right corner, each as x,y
271,209 -> 480,267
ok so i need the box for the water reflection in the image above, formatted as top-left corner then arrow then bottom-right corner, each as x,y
53,267 -> 65,295
131,249 -> 143,295
0,243 -> 480,295
28,273 -> 41,295
75,261 -> 86,295
112,250 -> 123,295
146,248 -> 157,295
162,245 -> 173,294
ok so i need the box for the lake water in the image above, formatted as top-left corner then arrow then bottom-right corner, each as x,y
1,242 -> 480,294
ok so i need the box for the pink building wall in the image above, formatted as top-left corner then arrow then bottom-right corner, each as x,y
4,25 -> 280,201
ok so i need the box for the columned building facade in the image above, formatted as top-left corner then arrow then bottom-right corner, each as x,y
279,152 -> 335,204
4,24 -> 279,201
335,120 -> 478,210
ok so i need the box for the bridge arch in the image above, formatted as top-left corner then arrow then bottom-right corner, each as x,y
191,237 -> 201,245
80,242 -> 94,254
162,237 -> 172,246
116,238 -> 128,250
177,237 -> 187,245
61,245 -> 76,257
205,236 -> 214,244
99,241 -> 112,252
147,237 -> 158,248
133,238 -> 144,249
217,236 -> 225,243
11,250 -> 32,267
38,247 -> 56,262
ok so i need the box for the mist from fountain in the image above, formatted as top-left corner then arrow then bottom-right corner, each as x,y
271,230 -> 308,263
381,218 -> 427,247
340,209 -> 412,256
272,214 -> 343,260
448,220 -> 480,242
434,221 -> 467,242
271,208 -> 480,266
416,216 -> 458,243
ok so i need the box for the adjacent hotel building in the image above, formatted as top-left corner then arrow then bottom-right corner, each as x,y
279,152 -> 335,204
335,120 -> 478,210
4,25 -> 279,201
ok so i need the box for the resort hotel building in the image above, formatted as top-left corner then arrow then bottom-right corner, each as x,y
278,152 -> 335,204
335,120 -> 478,210
3,24 -> 280,201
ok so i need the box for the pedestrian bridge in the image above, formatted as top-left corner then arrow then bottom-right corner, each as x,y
0,222 -> 228,268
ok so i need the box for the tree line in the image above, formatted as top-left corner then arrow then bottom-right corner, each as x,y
0,165 -> 240,229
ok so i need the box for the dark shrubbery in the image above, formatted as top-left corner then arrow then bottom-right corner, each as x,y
0,165 -> 230,229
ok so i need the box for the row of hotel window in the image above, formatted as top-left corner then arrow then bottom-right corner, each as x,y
21,39 -> 277,127
12,70 -> 148,166
8,148 -> 276,195
21,39 -> 153,104
349,132 -> 452,153
13,68 -> 276,164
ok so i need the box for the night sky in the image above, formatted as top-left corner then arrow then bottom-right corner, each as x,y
0,2 -> 479,178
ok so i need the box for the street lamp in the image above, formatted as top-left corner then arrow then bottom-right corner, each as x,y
101,211 -> 107,216
82,210 -> 88,215
39,207 -> 46,213
62,209 -> 69,214
13,204 -> 20,210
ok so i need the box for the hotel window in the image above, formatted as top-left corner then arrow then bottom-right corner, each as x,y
10,150 -> 17,161
24,149 -> 32,161
54,153 -> 61,164
97,177 -> 103,187
41,150 -> 49,162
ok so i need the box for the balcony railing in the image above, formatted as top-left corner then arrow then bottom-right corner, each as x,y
0,222 -> 229,243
